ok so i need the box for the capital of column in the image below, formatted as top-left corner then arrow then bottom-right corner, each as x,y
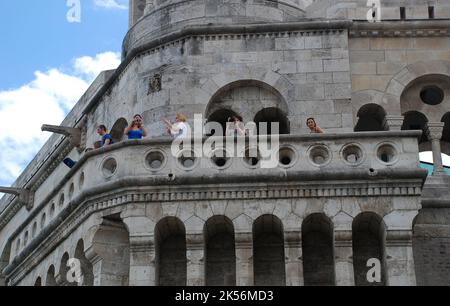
383,115 -> 404,131
425,122 -> 445,141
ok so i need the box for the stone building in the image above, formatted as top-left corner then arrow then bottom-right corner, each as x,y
1,0 -> 449,286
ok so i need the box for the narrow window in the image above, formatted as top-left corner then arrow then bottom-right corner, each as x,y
400,7 -> 406,20
428,6 -> 435,19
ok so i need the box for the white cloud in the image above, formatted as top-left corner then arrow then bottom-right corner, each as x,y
420,152 -> 450,167
0,52 -> 121,190
74,51 -> 121,80
94,0 -> 128,10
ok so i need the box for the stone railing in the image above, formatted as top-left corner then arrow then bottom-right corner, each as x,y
6,131 -> 427,264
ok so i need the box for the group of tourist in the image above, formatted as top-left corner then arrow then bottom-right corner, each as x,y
97,113 -> 188,148
63,115 -> 323,168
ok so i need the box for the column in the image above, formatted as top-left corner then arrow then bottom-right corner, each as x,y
383,115 -> 404,131
129,235 -> 156,286
84,250 -> 103,286
385,230 -> 416,286
235,232 -> 254,286
334,230 -> 355,286
186,233 -> 205,286
426,122 -> 445,176
284,231 -> 303,286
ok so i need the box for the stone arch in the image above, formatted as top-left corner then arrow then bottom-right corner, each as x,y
110,118 -> 128,143
302,213 -> 335,286
253,214 -> 286,286
155,217 -> 187,286
204,216 -> 236,286
89,216 -> 130,286
206,109 -> 242,136
354,103 -> 387,132
383,60 -> 450,117
254,107 -> 290,135
34,276 -> 42,286
74,240 -> 94,286
401,111 -> 430,150
59,252 -> 75,286
352,212 -> 387,286
205,78 -> 291,125
45,265 -> 57,286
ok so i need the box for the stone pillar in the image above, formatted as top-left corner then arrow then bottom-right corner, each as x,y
385,230 -> 416,286
284,231 -> 303,286
426,122 -> 446,176
129,235 -> 156,286
383,115 -> 404,131
334,231 -> 355,286
235,233 -> 254,286
85,251 -> 103,286
186,233 -> 205,286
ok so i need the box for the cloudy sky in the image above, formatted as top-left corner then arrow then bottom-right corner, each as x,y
0,1 -> 127,189
0,1 -> 448,194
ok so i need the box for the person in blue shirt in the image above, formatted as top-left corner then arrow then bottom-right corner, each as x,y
97,125 -> 114,147
125,114 -> 148,139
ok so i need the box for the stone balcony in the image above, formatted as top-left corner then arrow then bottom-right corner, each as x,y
8,131 -> 426,265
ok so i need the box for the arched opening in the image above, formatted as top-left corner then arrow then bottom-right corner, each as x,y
74,240 -> 94,286
402,111 -> 429,148
354,104 -> 387,132
45,265 -> 57,286
352,212 -> 386,286
253,215 -> 286,286
59,252 -> 76,286
205,80 -> 289,135
34,277 -> 42,287
155,217 -> 187,286
110,118 -> 128,143
204,216 -> 236,286
206,109 -> 241,136
254,108 -> 290,135
302,213 -> 335,286
91,217 -> 130,286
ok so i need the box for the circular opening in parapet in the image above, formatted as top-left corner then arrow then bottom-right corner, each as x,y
177,150 -> 198,170
308,145 -> 331,166
376,143 -> 398,164
278,146 -> 297,168
243,147 -> 260,168
211,149 -> 231,169
145,151 -> 166,171
342,144 -> 364,166
420,85 -> 444,105
79,172 -> 85,189
102,157 -> 118,178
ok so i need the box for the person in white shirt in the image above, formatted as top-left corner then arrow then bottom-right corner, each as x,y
164,113 -> 188,139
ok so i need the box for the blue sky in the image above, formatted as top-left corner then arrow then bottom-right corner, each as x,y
0,1 -> 128,189
0,0 -> 128,90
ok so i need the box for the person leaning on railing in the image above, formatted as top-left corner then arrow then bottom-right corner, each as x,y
307,117 -> 324,134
